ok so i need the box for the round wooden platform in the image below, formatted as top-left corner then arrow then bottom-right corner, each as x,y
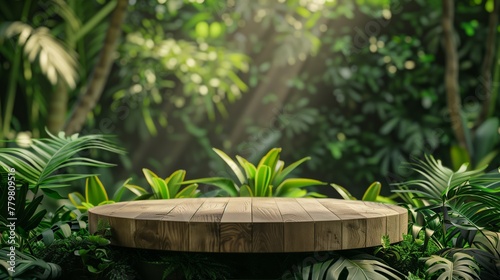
88,197 -> 408,253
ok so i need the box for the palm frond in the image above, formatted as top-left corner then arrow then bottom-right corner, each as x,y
294,254 -> 404,280
0,21 -> 78,88
0,131 -> 124,192
393,155 -> 500,246
423,253 -> 479,280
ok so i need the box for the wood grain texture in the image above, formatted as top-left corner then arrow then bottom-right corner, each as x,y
88,198 -> 408,252
252,198 -> 283,252
189,197 -> 229,252
162,198 -> 205,251
275,199 -> 314,252
319,199 -> 367,249
220,197 -> 252,252
297,198 -> 342,250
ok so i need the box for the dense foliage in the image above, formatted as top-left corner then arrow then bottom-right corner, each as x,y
1,0 -> 500,279
1,0 -> 499,196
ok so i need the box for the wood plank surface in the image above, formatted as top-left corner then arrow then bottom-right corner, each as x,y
88,198 -> 409,252
220,197 -> 252,252
134,199 -> 184,250
297,199 -> 342,250
162,198 -> 206,251
319,199 -> 367,249
275,199 -> 314,252
189,197 -> 229,252
384,203 -> 409,241
252,198 -> 283,252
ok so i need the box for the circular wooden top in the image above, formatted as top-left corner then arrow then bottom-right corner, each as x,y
88,197 -> 408,253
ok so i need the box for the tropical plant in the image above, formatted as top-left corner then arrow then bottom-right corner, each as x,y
393,155 -> 500,249
0,247 -> 62,280
35,230 -> 138,280
68,176 -> 148,212
0,180 -> 46,250
285,252 -> 404,280
141,168 -> 200,199
185,147 -> 325,197
374,234 -> 434,277
331,181 -> 397,204
423,252 -> 480,280
0,131 -> 124,198
0,131 -> 124,277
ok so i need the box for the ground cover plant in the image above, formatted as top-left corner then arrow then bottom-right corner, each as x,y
1,132 -> 499,279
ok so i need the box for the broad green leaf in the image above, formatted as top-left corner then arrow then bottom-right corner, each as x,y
85,176 -> 108,206
59,223 -> 72,238
213,148 -> 246,184
142,168 -> 160,189
152,177 -> 170,199
97,200 -> 115,206
240,185 -> 253,197
330,183 -> 357,200
257,148 -> 281,170
275,178 -> 323,197
175,184 -> 198,198
183,177 -> 238,197
81,202 -> 94,209
236,155 -> 256,179
281,188 -> 307,198
273,156 -> 311,186
361,181 -> 381,201
166,169 -> 186,197
113,181 -> 148,201
474,118 -> 500,167
68,192 -> 85,208
255,165 -> 271,197
375,195 -> 397,204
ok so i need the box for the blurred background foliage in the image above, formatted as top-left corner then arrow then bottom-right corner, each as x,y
1,0 -> 499,198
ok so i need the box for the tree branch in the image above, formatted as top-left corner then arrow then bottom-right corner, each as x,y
477,0 -> 499,126
442,0 -> 469,153
64,0 -> 127,135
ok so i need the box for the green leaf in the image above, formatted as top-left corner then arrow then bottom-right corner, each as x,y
68,192 -> 85,208
213,148 -> 246,184
0,131 -> 124,190
257,148 -> 281,170
165,169 -> 186,197
183,177 -> 238,197
236,155 -> 256,179
254,165 -> 272,197
142,168 -> 160,189
275,178 -> 323,197
112,179 -> 148,201
85,176 -> 109,206
152,177 -> 170,199
330,183 -> 357,200
239,185 -> 253,197
473,117 -> 499,167
273,156 -> 311,186
450,145 -> 471,171
175,184 -> 198,198
361,181 -> 381,201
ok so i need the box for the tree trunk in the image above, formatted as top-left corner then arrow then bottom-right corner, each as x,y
477,0 -> 499,126
442,0 -> 469,154
46,82 -> 68,133
64,0 -> 127,135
